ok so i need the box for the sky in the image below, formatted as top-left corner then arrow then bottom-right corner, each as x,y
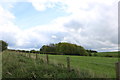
0,0 -> 119,52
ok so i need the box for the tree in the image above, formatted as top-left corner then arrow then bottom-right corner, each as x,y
40,42 -> 88,56
86,49 -> 97,53
0,40 -> 8,52
30,50 -> 36,53
93,53 -> 97,56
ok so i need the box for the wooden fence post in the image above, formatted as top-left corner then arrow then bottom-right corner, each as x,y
66,57 -> 70,72
26,52 -> 27,57
29,51 -> 31,58
116,62 -> 120,80
25,53 -> 27,57
36,53 -> 38,60
46,54 -> 49,64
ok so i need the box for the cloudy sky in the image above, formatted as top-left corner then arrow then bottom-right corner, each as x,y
0,0 -> 118,52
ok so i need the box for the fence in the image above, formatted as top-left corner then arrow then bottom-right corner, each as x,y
21,51 -> 71,72
17,51 -> 120,79
116,62 -> 120,80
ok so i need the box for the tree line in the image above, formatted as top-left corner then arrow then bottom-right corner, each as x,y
0,40 -> 98,56
40,42 -> 97,56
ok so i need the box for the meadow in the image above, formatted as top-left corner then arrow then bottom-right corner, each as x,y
2,50 -> 81,78
38,53 -> 118,78
96,52 -> 119,57
2,50 -> 119,79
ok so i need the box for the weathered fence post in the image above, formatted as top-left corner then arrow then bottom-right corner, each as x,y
116,62 -> 120,80
46,54 -> 49,64
29,51 -> 31,58
66,57 -> 70,72
26,52 -> 27,57
25,51 -> 28,57
25,53 -> 27,57
36,53 -> 38,60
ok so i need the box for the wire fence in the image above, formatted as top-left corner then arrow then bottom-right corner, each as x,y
11,50 -> 120,79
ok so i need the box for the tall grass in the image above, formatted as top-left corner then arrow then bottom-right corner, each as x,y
2,51 -> 118,78
2,50 -> 95,78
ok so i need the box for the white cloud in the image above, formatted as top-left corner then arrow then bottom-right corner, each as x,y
0,6 -> 15,24
0,5 -> 18,35
52,35 -> 57,39
49,0 -> 118,51
27,0 -> 60,11
0,0 -> 119,51
0,4 -> 66,49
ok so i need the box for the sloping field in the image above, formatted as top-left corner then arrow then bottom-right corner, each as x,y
2,50 -> 118,78
2,51 -> 94,78
38,53 -> 118,78
97,52 -> 119,57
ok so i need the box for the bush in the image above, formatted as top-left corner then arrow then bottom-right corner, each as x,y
0,40 -> 8,52
105,54 -> 113,57
88,53 -> 92,56
93,53 -> 97,56
40,42 -> 87,56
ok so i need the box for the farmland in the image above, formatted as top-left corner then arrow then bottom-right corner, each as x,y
96,52 -> 119,57
2,50 -> 118,78
39,53 -> 118,78
2,50 -> 80,78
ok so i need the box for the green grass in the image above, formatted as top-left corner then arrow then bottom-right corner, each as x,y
2,50 -> 118,78
37,53 -> 118,78
2,50 -> 94,78
96,52 -> 119,57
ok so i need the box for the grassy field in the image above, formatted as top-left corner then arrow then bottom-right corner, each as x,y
38,53 -> 118,78
96,52 -> 119,57
2,50 -> 118,78
2,50 -> 95,78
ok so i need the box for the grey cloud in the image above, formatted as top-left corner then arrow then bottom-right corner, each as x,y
61,4 -> 118,52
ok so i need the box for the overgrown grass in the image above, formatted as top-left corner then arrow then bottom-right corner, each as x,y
2,50 -> 95,79
2,51 -> 118,79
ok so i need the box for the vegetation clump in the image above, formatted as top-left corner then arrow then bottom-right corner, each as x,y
0,40 -> 8,52
2,51 -> 82,78
40,42 -> 88,56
